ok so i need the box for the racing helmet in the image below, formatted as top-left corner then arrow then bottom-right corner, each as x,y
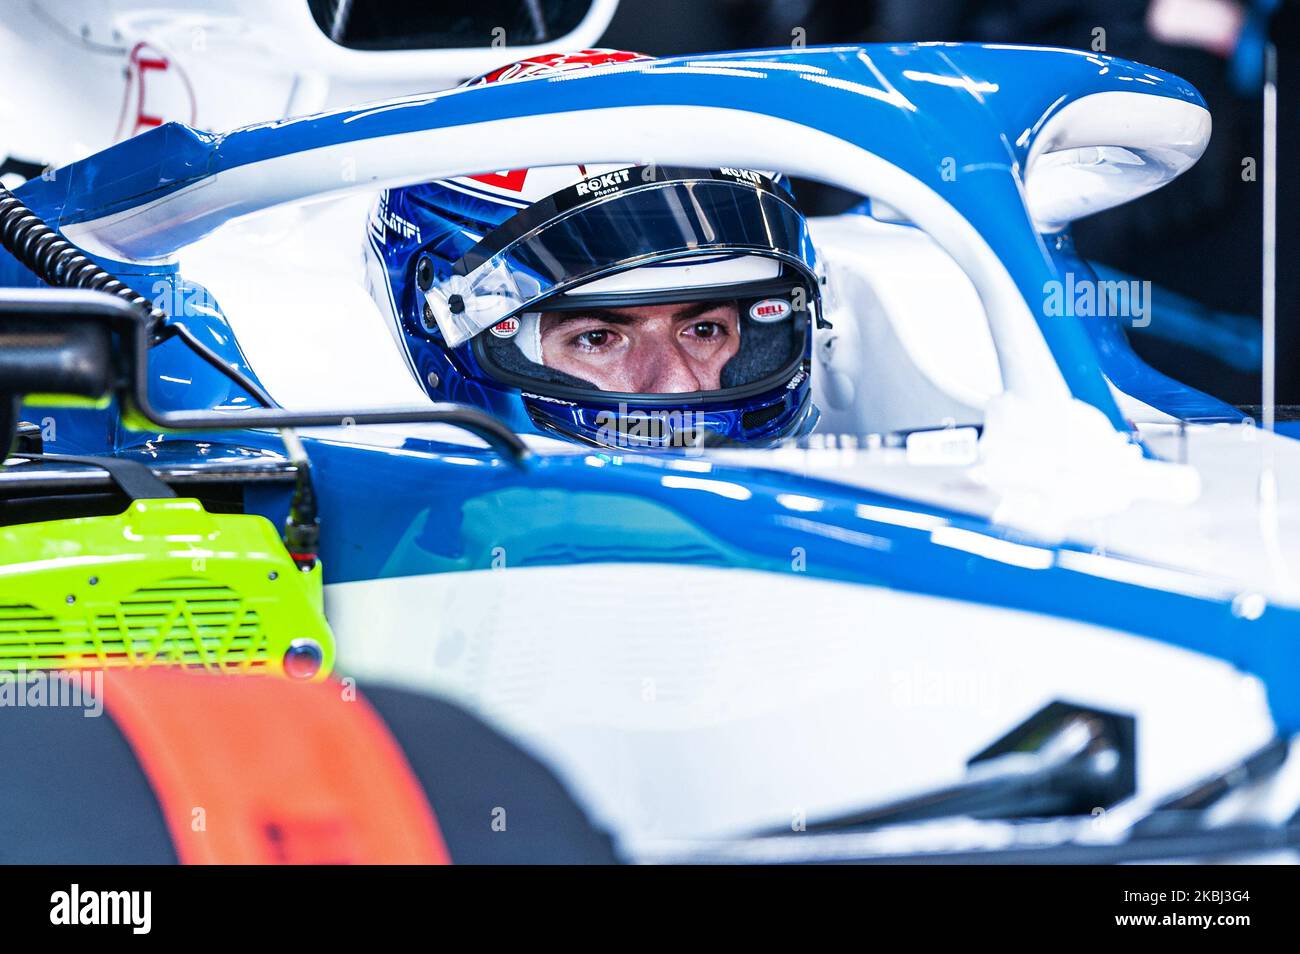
364,50 -> 821,449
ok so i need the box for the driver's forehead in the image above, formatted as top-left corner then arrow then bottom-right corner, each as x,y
541,300 -> 738,326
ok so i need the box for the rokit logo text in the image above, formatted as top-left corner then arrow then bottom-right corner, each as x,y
574,168 -> 631,197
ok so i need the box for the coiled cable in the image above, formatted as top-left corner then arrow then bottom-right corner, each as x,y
0,181 -> 532,471
0,182 -> 323,549
0,184 -> 163,327
0,182 -> 274,404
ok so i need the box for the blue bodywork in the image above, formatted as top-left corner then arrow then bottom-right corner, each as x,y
6,44 -> 1296,729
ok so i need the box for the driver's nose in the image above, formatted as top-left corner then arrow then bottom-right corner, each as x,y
636,337 -> 704,393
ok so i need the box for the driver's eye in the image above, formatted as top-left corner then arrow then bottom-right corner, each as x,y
690,322 -> 722,338
576,329 -> 612,348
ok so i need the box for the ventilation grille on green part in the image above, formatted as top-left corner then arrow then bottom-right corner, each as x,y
0,577 -> 271,672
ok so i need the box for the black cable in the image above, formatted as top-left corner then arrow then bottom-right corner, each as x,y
0,201 -> 531,465
0,183 -> 275,410
0,394 -> 17,459
0,184 -> 313,541
151,322 -> 276,408
0,184 -> 162,325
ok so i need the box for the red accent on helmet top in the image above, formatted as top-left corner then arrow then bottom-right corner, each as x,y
463,49 -> 653,193
465,48 -> 652,88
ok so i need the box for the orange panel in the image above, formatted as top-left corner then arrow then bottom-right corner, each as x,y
102,670 -> 450,864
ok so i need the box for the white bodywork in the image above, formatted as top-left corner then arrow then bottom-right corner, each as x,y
178,190 -> 1300,612
6,26 -> 1295,851
174,190 -> 1299,848
329,563 -> 1274,843
0,0 -> 618,174
1024,91 -> 1210,232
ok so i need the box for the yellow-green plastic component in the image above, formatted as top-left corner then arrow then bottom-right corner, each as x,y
0,499 -> 334,679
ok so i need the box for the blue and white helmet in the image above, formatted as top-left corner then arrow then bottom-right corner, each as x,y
363,50 -> 820,449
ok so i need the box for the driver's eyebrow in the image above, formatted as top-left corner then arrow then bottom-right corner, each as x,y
545,309 -> 638,327
669,300 -> 736,322
545,301 -> 734,326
